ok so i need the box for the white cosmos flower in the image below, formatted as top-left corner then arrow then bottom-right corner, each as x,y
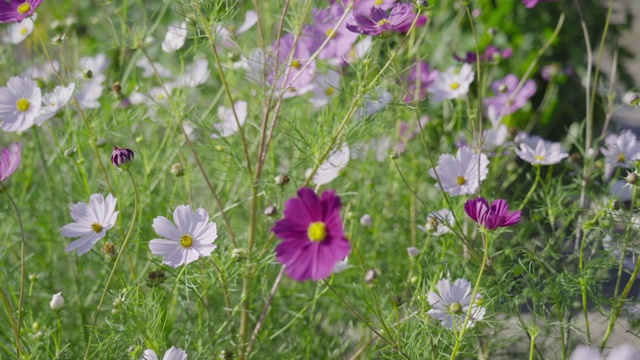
136,57 -> 172,78
427,278 -> 485,330
61,194 -> 118,255
172,59 -> 209,88
569,344 -> 640,360
418,209 -> 454,236
601,130 -> 640,179
22,60 -> 59,82
79,53 -> 110,82
515,139 -> 568,165
140,346 -> 188,360
211,100 -> 247,138
3,14 -> 36,44
428,63 -> 474,102
309,70 -> 341,108
479,124 -> 509,151
162,22 -> 187,53
36,83 -> 75,125
75,79 -> 103,109
306,144 -> 350,186
0,76 -> 42,132
356,88 -> 392,120
429,147 -> 489,196
214,10 -> 258,49
149,205 -> 218,268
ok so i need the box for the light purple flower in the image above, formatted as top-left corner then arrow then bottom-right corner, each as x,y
61,194 -> 118,255
429,147 -> 488,196
484,74 -> 536,116
312,3 -> 360,61
464,197 -> 521,230
427,278 -> 485,330
523,0 -> 557,9
601,130 -> 640,179
272,188 -> 351,281
346,3 -> 416,36
454,45 -> 513,64
515,139 -> 568,165
268,32 -> 317,98
403,61 -> 438,102
428,64 -> 475,102
0,142 -> 21,181
0,0 -> 41,23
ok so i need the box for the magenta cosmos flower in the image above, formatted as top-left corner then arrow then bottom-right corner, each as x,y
0,142 -> 21,181
272,188 -> 351,281
0,0 -> 41,23
347,3 -> 417,36
464,197 -> 521,230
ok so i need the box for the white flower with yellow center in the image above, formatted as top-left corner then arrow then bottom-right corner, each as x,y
0,76 -> 41,132
515,139 -> 568,165
3,14 -> 36,44
61,194 -> 118,255
35,83 -> 75,125
429,147 -> 489,197
428,64 -> 474,102
162,22 -> 187,53
149,205 -> 218,268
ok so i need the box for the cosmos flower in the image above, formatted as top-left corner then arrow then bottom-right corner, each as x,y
268,32 -> 317,98
162,22 -> 187,53
428,64 -> 475,102
484,74 -> 536,116
307,144 -> 350,186
403,61 -> 438,102
346,3 -> 416,36
35,83 -> 75,125
149,205 -> 218,268
523,0 -> 557,9
453,45 -> 512,64
61,194 -> 119,255
2,13 -> 35,44
140,346 -> 188,360
214,10 -> 258,49
464,197 -> 521,230
418,209 -> 455,236
309,70 -> 341,108
429,147 -> 489,196
0,0 -> 42,23
601,130 -> 640,179
427,278 -> 485,330
0,76 -> 41,132
111,146 -> 135,169
172,59 -> 209,88
271,188 -> 351,281
312,3 -> 359,61
0,142 -> 21,182
211,100 -> 247,138
515,139 -> 568,165
569,344 -> 640,360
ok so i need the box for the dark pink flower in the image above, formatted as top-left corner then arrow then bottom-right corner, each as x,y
346,3 -> 417,36
272,188 -> 351,281
464,197 -> 521,230
0,0 -> 41,23
0,142 -> 21,181
523,0 -> 556,8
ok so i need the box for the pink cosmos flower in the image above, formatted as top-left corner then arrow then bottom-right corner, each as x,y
346,3 -> 417,36
464,197 -> 521,230
268,32 -> 317,98
312,3 -> 360,61
523,0 -> 557,8
272,188 -> 351,281
403,61 -> 438,102
0,142 -> 21,181
0,0 -> 41,23
454,45 -> 513,64
484,74 -> 536,117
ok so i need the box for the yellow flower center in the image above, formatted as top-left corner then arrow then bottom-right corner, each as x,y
307,221 -> 328,242
456,176 -> 466,185
16,98 -> 30,112
376,19 -> 390,27
534,155 -> 545,162
292,59 -> 301,69
325,87 -> 335,96
20,27 -> 28,35
448,302 -> 463,314
227,24 -> 237,33
17,3 -> 31,14
156,94 -> 165,101
180,234 -> 194,248
375,0 -> 383,4
326,29 -> 336,38
450,82 -> 460,90
618,153 -> 626,162
91,223 -> 103,233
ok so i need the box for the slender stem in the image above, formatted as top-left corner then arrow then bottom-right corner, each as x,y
450,232 -> 489,360
84,169 -> 138,358
3,185 -> 25,357
208,257 -> 232,318
519,166 -> 542,211
578,227 -> 592,343
528,331 -> 537,360
247,266 -> 285,354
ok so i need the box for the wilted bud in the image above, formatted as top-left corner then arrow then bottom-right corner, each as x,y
171,163 -> 185,177
626,172 -> 638,185
101,241 -> 117,260
50,292 -> 64,311
111,146 -> 134,170
231,248 -> 248,262
274,174 -> 290,186
112,82 -> 122,95
364,269 -> 378,283
407,247 -> 419,257
84,69 -> 93,79
218,349 -> 234,360
612,199 -> 621,211
264,205 -> 278,217
112,297 -> 123,308
146,269 -> 167,287
360,214 -> 372,227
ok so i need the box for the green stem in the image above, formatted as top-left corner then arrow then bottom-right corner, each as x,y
84,169 -> 138,358
519,165 -> 542,211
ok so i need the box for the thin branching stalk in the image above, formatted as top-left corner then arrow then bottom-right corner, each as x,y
246,266 -> 285,354
519,165 -> 542,211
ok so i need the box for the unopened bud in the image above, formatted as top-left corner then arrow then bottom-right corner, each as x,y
264,205 -> 278,217
171,163 -> 185,177
64,147 -> 76,157
626,172 -> 638,185
360,214 -> 372,227
364,269 -> 378,283
84,69 -> 93,79
112,82 -> 122,95
231,248 -> 248,262
111,146 -> 135,170
50,292 -> 64,311
274,174 -> 290,186
407,247 -> 419,257
146,269 -> 166,287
